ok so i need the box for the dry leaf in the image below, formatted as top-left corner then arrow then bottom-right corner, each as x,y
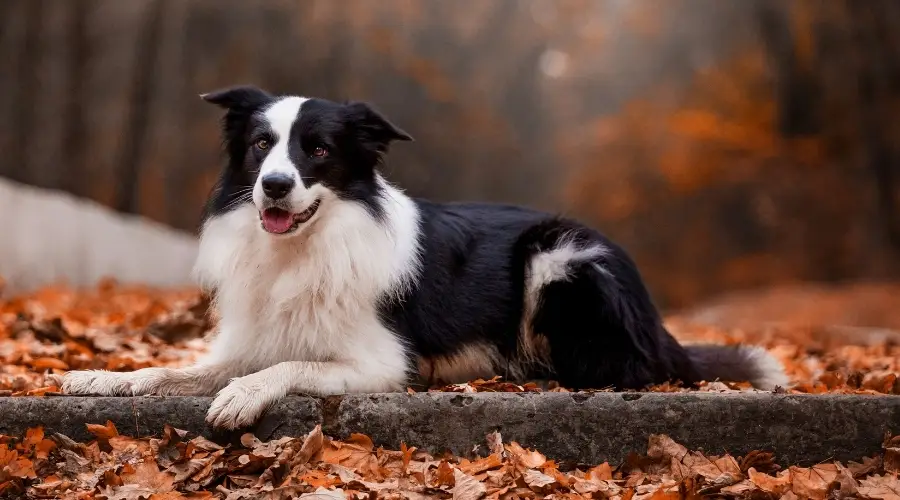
297,486 -> 346,499
87,420 -> 120,440
790,464 -> 839,500
523,469 -> 556,490
121,462 -> 175,493
485,431 -> 504,456
858,474 -> 900,499
293,425 -> 324,468
588,462 -> 614,481
748,467 -> 792,495
459,454 -> 503,476
452,468 -> 486,500
647,434 -> 688,461
504,442 -> 546,469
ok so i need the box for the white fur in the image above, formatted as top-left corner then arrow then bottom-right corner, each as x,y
519,239 -> 609,367
61,168 -> 422,429
739,345 -> 791,390
253,96 -> 315,212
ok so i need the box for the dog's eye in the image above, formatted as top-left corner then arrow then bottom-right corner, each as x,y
312,146 -> 328,158
255,139 -> 269,150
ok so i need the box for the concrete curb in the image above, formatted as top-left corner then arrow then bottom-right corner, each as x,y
1,393 -> 897,466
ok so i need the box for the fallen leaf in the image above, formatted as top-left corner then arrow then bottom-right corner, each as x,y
101,484 -> 159,500
6,457 -> 37,479
293,425 -> 324,468
87,420 -> 120,440
23,426 -> 44,449
505,442 -> 546,469
435,460 -> 455,487
485,431 -> 503,456
748,467 -> 792,495
588,462 -> 613,481
851,456 -> 884,478
858,473 -> 900,499
522,468 -> 556,490
120,462 -> 175,495
790,464 -> 839,500
297,486 -> 346,499
459,454 -> 503,476
452,469 -> 486,500
29,357 -> 70,370
647,434 -> 688,461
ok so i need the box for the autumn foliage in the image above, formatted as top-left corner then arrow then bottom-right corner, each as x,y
3,421 -> 900,499
2,280 -> 900,396
1,280 -> 900,497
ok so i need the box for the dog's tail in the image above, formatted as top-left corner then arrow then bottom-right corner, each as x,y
683,343 -> 789,390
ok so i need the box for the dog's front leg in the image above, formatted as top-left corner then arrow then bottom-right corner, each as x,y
205,360 -> 407,429
57,362 -> 245,397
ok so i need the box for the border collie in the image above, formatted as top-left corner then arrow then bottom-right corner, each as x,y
60,85 -> 789,429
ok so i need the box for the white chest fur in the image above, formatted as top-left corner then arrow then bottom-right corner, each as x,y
192,181 -> 422,373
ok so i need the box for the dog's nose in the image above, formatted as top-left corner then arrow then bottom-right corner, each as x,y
261,173 -> 295,200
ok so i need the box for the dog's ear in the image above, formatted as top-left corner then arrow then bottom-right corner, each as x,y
200,85 -> 272,112
343,101 -> 413,153
201,86 -> 273,163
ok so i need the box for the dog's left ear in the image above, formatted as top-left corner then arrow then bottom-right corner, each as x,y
344,101 -> 413,152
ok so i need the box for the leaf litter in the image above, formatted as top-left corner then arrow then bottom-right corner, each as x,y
3,424 -> 900,499
3,281 -> 900,396
1,281 -> 900,497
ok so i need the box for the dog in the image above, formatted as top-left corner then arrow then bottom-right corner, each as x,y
59,85 -> 789,429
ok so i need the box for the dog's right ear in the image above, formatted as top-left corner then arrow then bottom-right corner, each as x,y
200,85 -> 272,111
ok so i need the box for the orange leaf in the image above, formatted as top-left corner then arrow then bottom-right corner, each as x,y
505,442 -> 546,469
35,439 -> 56,459
459,453 -> 503,476
0,448 -> 17,468
6,457 -> 37,479
588,463 -> 614,481
400,442 -> 414,473
344,433 -> 374,451
23,426 -> 44,449
29,357 -> 70,371
748,467 -> 791,495
435,460 -> 455,487
86,420 -> 119,440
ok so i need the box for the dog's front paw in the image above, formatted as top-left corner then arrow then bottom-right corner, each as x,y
57,370 -> 135,396
206,378 -> 278,430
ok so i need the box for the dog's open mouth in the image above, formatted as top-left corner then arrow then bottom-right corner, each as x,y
260,199 -> 321,234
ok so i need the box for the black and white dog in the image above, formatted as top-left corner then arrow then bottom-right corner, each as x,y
60,85 -> 788,429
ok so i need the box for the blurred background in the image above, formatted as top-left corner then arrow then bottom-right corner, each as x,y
1,0 -> 899,313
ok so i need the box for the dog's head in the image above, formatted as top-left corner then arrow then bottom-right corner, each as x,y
201,85 -> 412,236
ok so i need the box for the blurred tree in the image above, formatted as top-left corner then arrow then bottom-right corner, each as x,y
0,0 -> 898,308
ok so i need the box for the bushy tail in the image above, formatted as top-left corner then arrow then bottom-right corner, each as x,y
684,344 -> 790,390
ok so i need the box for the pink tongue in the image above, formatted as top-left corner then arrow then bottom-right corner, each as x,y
262,209 -> 294,233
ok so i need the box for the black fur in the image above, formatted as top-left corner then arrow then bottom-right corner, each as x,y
381,203 -> 703,389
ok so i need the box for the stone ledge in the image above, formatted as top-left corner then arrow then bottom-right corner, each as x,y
1,393 -> 897,466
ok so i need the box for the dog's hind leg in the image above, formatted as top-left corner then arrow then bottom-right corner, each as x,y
518,224 -> 700,390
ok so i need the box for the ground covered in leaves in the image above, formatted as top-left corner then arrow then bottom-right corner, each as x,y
1,281 -> 900,497
3,421 -> 900,499
1,280 -> 899,395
